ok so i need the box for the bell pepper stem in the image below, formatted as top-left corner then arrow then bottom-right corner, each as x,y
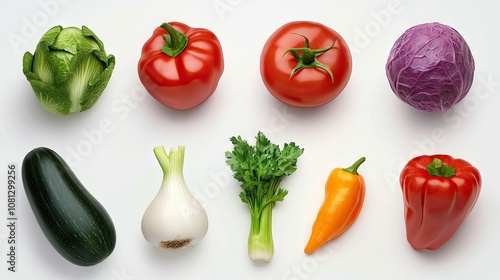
343,157 -> 366,175
426,158 -> 456,178
160,22 -> 188,58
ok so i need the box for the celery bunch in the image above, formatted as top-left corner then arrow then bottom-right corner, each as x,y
225,131 -> 304,263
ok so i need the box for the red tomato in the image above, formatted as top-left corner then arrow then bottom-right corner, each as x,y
138,22 -> 224,110
260,21 -> 352,107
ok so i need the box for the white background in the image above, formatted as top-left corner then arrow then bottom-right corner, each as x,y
1,0 -> 499,279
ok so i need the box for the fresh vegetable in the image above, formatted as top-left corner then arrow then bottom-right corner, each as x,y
138,22 -> 224,110
21,147 -> 116,266
260,21 -> 352,108
22,25 -> 115,116
141,145 -> 208,249
400,155 -> 481,250
225,131 -> 304,263
386,22 -> 475,112
304,157 -> 366,254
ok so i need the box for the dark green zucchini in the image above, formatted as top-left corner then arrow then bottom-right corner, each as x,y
22,147 -> 116,266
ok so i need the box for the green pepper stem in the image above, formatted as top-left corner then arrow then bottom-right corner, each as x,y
426,158 -> 456,178
160,22 -> 188,58
343,157 -> 366,175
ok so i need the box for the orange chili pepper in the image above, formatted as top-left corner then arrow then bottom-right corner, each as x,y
304,157 -> 366,254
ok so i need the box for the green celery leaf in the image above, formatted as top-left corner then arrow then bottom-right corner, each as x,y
226,131 -> 304,212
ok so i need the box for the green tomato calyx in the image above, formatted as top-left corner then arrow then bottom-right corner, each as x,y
283,33 -> 335,82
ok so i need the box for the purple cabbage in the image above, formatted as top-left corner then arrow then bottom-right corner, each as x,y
385,22 -> 475,112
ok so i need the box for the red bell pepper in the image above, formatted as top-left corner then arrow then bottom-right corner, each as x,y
399,154 -> 481,250
138,22 -> 224,110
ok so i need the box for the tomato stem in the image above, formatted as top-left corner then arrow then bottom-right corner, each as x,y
302,49 -> 316,65
160,22 -> 188,58
283,33 -> 336,82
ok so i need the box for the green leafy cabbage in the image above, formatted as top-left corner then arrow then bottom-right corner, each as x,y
22,25 -> 115,116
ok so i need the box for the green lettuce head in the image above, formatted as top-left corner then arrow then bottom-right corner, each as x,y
22,25 -> 115,116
